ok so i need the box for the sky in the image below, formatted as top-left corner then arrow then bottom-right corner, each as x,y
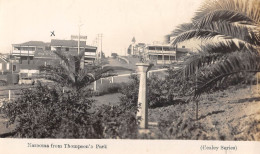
0,0 -> 203,56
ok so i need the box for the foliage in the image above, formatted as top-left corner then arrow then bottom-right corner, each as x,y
194,51 -> 260,98
39,50 -> 113,92
2,82 -> 140,138
94,104 -> 139,139
167,0 -> 260,98
153,101 -> 260,140
96,83 -> 124,96
119,74 -> 184,109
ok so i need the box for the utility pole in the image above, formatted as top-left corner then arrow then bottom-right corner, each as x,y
78,24 -> 83,55
97,34 -> 103,61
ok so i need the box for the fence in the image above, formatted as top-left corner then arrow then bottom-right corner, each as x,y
1,68 -> 259,101
0,68 -> 170,100
92,68 -> 169,91
0,86 -> 35,105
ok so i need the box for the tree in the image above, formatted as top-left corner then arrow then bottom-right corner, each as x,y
167,0 -> 260,97
39,50 -> 113,92
167,0 -> 260,120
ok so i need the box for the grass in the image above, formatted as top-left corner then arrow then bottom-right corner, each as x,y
92,93 -> 123,106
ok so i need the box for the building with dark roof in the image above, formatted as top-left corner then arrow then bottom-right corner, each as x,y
50,39 -> 97,64
11,41 -> 51,65
10,39 -> 97,73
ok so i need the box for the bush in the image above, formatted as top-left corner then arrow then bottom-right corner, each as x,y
94,104 -> 139,139
2,82 -> 140,138
97,83 -> 123,96
2,83 -> 103,138
119,74 -> 177,109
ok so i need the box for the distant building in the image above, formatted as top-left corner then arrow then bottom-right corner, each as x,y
127,37 -> 146,57
51,39 -> 97,64
11,41 -> 54,72
11,41 -> 51,65
10,39 -> 98,72
145,44 -> 176,64
145,44 -> 190,65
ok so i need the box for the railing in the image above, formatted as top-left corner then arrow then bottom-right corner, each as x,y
12,50 -> 35,56
93,68 -> 171,91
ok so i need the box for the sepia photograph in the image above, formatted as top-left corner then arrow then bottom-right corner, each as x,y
0,0 -> 260,153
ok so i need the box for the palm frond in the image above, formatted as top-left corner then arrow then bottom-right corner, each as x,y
171,21 -> 260,46
54,51 -> 70,66
171,29 -> 219,45
78,50 -> 85,60
169,23 -> 195,37
182,40 -> 258,78
195,9 -> 256,29
194,0 -> 260,24
182,52 -> 224,77
199,40 -> 258,54
194,51 -> 260,98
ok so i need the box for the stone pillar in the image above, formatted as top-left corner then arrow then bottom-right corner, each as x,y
136,63 -> 153,129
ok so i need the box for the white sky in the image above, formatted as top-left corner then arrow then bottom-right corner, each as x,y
0,0 -> 203,56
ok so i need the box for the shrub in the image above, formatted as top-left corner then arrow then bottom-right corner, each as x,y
119,74 -> 177,109
2,82 -> 140,138
97,83 -> 123,96
2,83 -> 102,138
94,104 -> 139,139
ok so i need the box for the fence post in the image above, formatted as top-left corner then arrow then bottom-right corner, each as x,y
257,72 -> 259,94
136,63 -> 153,129
111,77 -> 114,83
94,81 -> 97,91
9,90 -> 11,101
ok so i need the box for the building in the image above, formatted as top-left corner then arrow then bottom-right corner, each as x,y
10,41 -> 54,72
11,41 -> 51,65
127,43 -> 146,56
145,44 -> 190,65
50,39 -> 97,64
145,44 -> 176,64
10,39 -> 97,71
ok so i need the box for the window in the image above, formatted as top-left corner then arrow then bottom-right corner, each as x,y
13,65 -> 16,72
66,48 -> 69,51
37,47 -> 43,51
45,46 -> 51,50
56,47 -> 61,51
170,56 -> 176,60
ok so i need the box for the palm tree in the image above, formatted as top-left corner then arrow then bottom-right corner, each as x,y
39,50 -> 113,92
167,0 -> 260,97
167,0 -> 260,120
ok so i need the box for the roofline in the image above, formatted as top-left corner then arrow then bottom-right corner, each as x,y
51,45 -> 97,49
146,44 -> 174,47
